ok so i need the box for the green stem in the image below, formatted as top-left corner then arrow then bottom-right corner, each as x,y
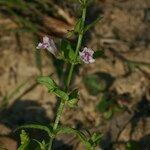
67,6 -> 86,87
48,6 -> 87,150
48,137 -> 53,150
53,101 -> 65,130
66,63 -> 74,87
48,102 -> 65,150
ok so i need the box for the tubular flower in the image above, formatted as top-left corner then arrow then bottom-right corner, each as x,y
36,36 -> 58,56
79,47 -> 95,64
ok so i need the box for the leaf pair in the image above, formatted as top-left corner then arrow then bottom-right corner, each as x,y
37,76 -> 79,107
17,124 -> 102,150
56,127 -> 102,149
17,129 -> 48,150
16,124 -> 53,137
37,76 -> 69,101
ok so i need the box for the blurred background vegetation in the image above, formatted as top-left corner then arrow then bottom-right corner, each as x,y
0,0 -> 150,150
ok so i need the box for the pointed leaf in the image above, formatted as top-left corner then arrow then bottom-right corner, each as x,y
15,124 -> 53,137
61,39 -> 69,58
67,98 -> 78,108
56,126 -> 102,150
87,132 -> 103,149
91,132 -> 103,145
103,109 -> 113,119
68,48 -> 75,61
68,89 -> 79,107
18,130 -> 30,150
96,93 -> 114,112
74,18 -> 83,33
37,76 -> 57,92
66,30 -> 75,38
33,139 -> 47,150
79,0 -> 84,4
69,89 -> 79,99
37,76 -> 68,100
83,74 -> 106,95
54,88 -> 69,100
56,126 -> 87,145
60,39 -> 75,62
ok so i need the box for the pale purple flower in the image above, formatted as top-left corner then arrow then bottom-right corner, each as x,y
79,47 -> 95,64
36,36 -> 58,56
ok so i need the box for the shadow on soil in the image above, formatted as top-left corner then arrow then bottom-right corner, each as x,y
100,96 -> 150,150
0,100 -> 73,150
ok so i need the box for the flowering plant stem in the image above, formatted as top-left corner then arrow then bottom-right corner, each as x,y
48,6 -> 87,150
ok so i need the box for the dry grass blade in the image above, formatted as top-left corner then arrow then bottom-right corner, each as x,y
1,77 -> 37,109
43,16 -> 74,36
0,0 -> 75,37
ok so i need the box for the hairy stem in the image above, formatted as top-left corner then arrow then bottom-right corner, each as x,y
48,102 -> 65,150
67,6 -> 86,87
53,101 -> 65,130
48,137 -> 53,150
48,6 -> 87,150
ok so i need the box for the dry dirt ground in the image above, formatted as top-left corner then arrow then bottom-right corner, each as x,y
0,0 -> 150,150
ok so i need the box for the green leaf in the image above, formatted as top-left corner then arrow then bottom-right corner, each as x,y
113,105 -> 125,113
74,18 -> 83,33
37,76 -> 57,92
60,39 -> 69,57
68,98 -> 78,108
56,126 -> 102,150
37,76 -> 69,100
69,89 -> 78,99
78,0 -> 91,6
103,109 -> 113,119
126,141 -> 140,150
68,89 -> 79,107
60,39 -> 75,63
68,48 -> 75,61
89,132 -> 103,147
78,0 -> 84,4
66,30 -> 75,38
96,93 -> 114,112
54,88 -> 69,100
83,74 -> 106,95
56,126 -> 88,146
33,139 -> 47,150
18,130 -> 30,150
16,124 -> 53,137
